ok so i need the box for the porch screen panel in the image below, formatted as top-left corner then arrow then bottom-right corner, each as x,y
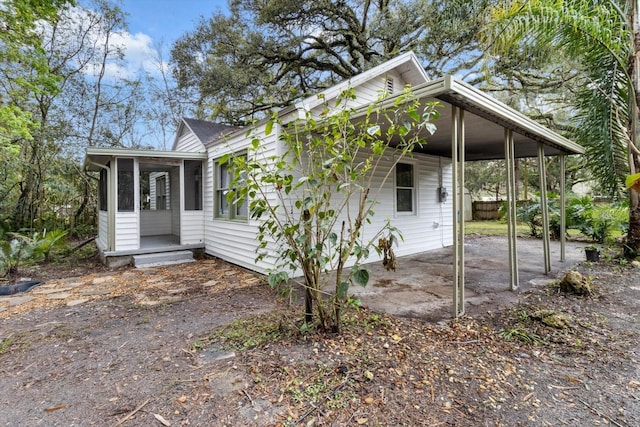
99,167 -> 108,211
184,160 -> 203,210
117,158 -> 134,212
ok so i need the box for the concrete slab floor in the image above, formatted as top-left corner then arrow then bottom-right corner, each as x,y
349,235 -> 586,321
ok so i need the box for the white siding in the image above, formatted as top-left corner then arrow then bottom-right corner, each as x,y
97,211 -> 108,249
181,211 -> 204,244
203,123 -> 280,273
353,70 -> 406,105
140,210 -> 172,236
114,212 -> 139,250
174,132 -> 204,152
202,117 -> 453,275
149,172 -> 169,210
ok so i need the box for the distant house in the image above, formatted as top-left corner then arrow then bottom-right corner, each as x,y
84,52 -> 583,312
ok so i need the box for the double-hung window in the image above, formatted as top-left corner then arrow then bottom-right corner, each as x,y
395,162 -> 414,214
215,157 -> 247,220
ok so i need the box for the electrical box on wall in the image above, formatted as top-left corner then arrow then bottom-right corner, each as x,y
438,186 -> 448,203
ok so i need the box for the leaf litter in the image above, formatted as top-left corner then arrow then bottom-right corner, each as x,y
0,256 -> 638,426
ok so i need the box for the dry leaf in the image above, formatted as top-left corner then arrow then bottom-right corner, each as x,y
629,380 -> 640,389
391,334 -> 402,342
356,418 -> 368,424
364,370 -> 374,380
43,404 -> 68,412
153,413 -> 171,426
364,396 -> 374,404
176,395 -> 187,403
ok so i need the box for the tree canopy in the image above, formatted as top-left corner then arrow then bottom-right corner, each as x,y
481,0 -> 640,254
170,0 -> 491,124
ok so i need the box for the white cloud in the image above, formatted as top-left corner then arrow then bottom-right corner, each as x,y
108,30 -> 168,79
38,4 -> 170,81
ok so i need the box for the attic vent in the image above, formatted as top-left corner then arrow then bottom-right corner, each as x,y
386,77 -> 394,93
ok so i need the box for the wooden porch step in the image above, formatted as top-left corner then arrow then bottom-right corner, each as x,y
133,250 -> 195,268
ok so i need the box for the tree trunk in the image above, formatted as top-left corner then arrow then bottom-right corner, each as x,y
627,0 -> 640,258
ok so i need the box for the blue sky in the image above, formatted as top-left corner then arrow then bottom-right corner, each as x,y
77,1 -> 229,80
120,0 -> 228,46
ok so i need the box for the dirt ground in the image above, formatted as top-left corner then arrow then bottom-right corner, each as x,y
0,238 -> 639,426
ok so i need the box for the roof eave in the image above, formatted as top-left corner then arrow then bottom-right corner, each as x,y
404,76 -> 584,155
84,147 -> 207,171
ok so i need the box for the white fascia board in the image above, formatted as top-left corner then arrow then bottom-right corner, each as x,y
86,147 -> 206,159
85,147 -> 207,171
170,119 -> 187,151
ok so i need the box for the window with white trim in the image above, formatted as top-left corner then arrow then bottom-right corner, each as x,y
395,162 -> 414,213
215,157 -> 247,220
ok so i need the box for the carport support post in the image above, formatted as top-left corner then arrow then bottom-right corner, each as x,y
505,129 -> 519,290
451,106 -> 465,317
537,143 -> 551,273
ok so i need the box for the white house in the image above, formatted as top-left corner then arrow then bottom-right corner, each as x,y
84,52 -> 583,315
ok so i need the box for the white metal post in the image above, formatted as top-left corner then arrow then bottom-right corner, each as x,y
505,129 -> 519,289
537,143 -> 551,274
451,105 -> 465,317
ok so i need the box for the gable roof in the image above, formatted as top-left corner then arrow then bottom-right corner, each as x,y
294,51 -> 429,114
172,118 -> 238,150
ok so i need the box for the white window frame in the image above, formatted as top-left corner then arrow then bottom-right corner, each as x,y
214,156 -> 248,221
394,161 -> 416,215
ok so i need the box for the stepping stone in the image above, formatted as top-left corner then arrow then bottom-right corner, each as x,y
3,296 -> 34,306
31,287 -> 74,295
79,289 -> 112,296
47,293 -> 72,300
67,298 -> 89,307
92,276 -> 115,285
202,280 -> 218,288
200,347 -> 236,363
64,282 -> 84,289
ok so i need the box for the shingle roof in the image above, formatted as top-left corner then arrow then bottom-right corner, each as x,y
182,118 -> 238,144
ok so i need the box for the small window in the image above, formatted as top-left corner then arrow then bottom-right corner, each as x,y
156,175 -> 167,210
117,158 -> 134,212
215,156 -> 247,220
395,162 -> 414,213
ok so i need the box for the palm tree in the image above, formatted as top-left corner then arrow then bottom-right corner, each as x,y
482,0 -> 640,257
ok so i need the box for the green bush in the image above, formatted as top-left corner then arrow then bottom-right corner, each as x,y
517,195 -> 627,243
568,197 -> 627,243
0,229 -> 68,277
516,193 -> 560,238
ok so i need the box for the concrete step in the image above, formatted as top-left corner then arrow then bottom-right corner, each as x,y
133,250 -> 195,268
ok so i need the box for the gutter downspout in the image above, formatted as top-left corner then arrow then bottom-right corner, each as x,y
87,160 -> 115,252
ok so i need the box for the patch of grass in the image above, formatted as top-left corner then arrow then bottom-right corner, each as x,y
0,338 -> 13,354
285,363 -> 349,410
210,309 -> 297,350
465,220 -> 584,238
465,220 -> 529,236
499,326 -> 545,344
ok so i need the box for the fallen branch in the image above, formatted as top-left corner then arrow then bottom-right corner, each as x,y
71,236 -> 96,252
111,399 -> 150,427
578,398 -> 625,427
295,380 -> 348,426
